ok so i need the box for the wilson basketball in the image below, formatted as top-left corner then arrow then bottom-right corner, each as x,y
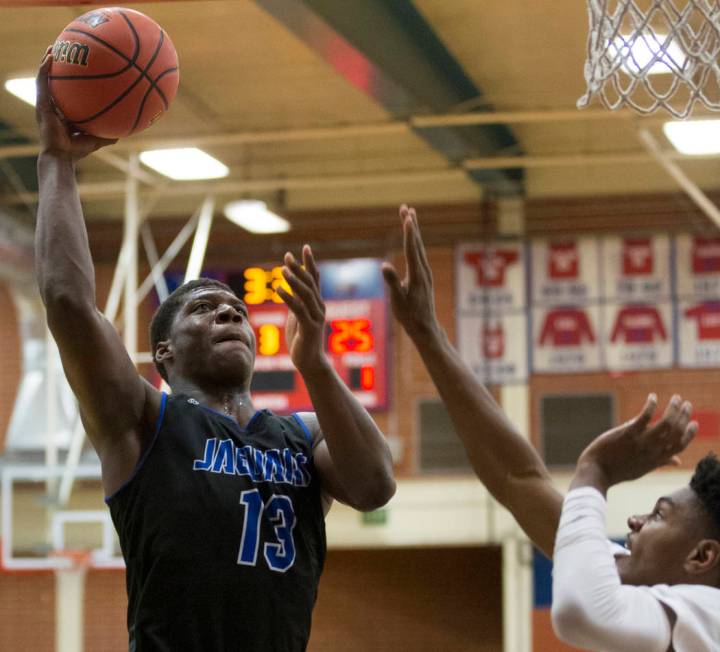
48,7 -> 179,139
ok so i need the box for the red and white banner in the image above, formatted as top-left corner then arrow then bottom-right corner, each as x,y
602,234 -> 671,301
604,302 -> 673,370
530,237 -> 600,305
531,305 -> 602,372
455,232 -> 720,379
676,234 -> 720,298
679,300 -> 720,367
457,312 -> 528,384
456,242 -> 525,311
456,242 -> 527,383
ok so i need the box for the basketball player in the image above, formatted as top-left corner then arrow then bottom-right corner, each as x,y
382,205 -> 719,650
551,398 -> 719,651
34,55 -> 395,651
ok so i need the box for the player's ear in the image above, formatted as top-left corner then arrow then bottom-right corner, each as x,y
684,539 -> 720,575
154,340 -> 173,366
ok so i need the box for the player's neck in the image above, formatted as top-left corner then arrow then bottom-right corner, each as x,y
171,379 -> 256,424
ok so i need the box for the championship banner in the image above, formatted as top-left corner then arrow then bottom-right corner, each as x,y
457,312 -> 528,384
531,305 -> 602,373
456,241 -> 525,311
456,241 -> 527,383
530,237 -> 600,305
601,234 -> 671,301
604,302 -> 673,370
679,299 -> 720,367
676,234 -> 720,299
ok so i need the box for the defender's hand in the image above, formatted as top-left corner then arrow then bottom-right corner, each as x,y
36,50 -> 117,161
574,394 -> 697,491
381,205 -> 440,340
278,245 -> 328,376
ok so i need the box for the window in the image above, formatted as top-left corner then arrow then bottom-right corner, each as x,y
418,399 -> 472,472
541,394 -> 615,468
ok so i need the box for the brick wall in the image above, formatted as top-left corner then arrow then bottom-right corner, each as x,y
310,547 -> 502,651
0,548 -> 502,651
533,609 -> 582,652
0,572 -> 54,652
83,570 -> 128,651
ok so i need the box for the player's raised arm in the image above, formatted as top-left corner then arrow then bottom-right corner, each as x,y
278,245 -> 396,512
34,54 -> 159,494
382,204 -> 562,557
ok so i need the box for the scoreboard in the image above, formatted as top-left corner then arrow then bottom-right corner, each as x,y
225,257 -> 389,413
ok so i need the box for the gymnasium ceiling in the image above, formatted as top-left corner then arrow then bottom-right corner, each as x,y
2,0 -> 720,227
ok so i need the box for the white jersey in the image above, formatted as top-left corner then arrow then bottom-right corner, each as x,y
646,584 -> 720,652
552,487 -> 720,652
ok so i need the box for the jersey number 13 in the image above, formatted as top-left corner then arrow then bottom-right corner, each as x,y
237,489 -> 297,572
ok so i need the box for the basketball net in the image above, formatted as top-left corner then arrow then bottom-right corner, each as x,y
579,0 -> 720,117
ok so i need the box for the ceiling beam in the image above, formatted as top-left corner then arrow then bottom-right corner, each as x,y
5,147 -> 720,206
638,129 -> 720,229
1,168 -> 468,206
0,107 -> 684,162
255,0 -> 523,196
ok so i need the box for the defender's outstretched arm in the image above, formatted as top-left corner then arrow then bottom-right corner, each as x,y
382,205 -> 561,556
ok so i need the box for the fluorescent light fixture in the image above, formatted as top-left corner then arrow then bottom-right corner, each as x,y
139,147 -> 229,180
5,77 -> 36,106
224,200 -> 291,234
612,34 -> 685,75
663,120 -> 720,155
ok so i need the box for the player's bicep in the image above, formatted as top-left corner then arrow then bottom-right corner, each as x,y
313,439 -> 355,512
295,412 -> 352,513
49,303 -> 148,446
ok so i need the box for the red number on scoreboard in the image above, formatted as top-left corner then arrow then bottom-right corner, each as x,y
360,366 -> 375,390
328,319 -> 374,354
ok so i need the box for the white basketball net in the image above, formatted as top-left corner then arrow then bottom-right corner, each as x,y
579,0 -> 720,117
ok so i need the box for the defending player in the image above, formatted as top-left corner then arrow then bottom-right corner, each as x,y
35,55 -> 395,651
382,205 -> 719,650
552,398 -> 719,651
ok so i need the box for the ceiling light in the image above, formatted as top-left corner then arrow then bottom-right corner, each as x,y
663,120 -> 720,155
5,77 -> 36,106
612,34 -> 685,76
139,148 -> 229,180
224,200 -> 290,234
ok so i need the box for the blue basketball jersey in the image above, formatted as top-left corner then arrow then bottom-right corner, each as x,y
107,393 -> 326,651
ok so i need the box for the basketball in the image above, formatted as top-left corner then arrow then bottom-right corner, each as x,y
48,7 -> 179,139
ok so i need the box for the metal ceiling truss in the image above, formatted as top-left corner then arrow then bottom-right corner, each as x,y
255,0 -> 523,196
0,106 -> 705,197
0,0 -> 525,197
3,149 -> 720,208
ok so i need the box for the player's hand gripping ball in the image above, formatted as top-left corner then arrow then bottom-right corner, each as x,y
48,7 -> 179,139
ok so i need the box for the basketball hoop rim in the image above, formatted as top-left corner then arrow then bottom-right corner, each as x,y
49,548 -> 93,570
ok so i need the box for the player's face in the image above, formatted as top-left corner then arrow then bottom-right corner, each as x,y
615,486 -> 708,586
169,288 -> 256,386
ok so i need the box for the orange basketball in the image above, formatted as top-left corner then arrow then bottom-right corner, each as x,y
48,7 -> 179,139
